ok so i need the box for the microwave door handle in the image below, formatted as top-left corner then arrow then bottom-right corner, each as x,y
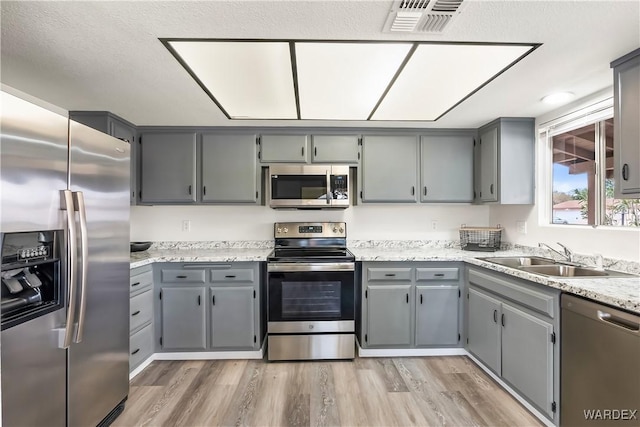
60,190 -> 78,349
326,170 -> 331,204
73,191 -> 89,343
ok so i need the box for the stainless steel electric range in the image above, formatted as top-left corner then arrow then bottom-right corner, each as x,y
266,222 -> 355,361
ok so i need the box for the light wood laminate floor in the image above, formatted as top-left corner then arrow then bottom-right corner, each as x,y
114,356 -> 543,427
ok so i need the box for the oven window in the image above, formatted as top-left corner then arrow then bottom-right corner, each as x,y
281,281 -> 341,318
271,175 -> 327,200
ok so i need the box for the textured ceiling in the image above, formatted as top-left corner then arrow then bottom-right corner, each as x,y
1,1 -> 639,128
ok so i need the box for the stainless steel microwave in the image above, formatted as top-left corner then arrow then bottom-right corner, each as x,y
268,164 -> 350,209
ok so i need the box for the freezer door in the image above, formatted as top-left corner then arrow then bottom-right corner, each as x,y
0,91 -> 68,232
67,121 -> 130,426
1,310 -> 66,427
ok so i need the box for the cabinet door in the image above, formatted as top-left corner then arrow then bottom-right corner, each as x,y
479,126 -> 498,202
260,134 -> 308,162
366,284 -> 412,347
467,288 -> 501,373
361,135 -> 418,202
501,304 -> 554,417
110,119 -> 137,205
210,286 -> 255,349
415,285 -> 459,346
161,287 -> 206,349
311,135 -> 360,163
140,133 -> 196,203
420,135 -> 473,202
201,134 -> 258,203
614,55 -> 640,196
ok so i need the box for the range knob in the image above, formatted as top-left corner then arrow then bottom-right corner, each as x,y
333,227 -> 338,233
283,227 -> 289,233
276,227 -> 282,234
339,227 -> 344,233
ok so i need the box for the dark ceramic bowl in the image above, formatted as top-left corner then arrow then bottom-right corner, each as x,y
130,242 -> 153,252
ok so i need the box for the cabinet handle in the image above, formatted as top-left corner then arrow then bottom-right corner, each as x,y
131,348 -> 140,355
406,293 -> 409,303
384,273 -> 396,277
501,313 -> 505,327
420,294 -> 423,304
131,282 -> 140,287
493,310 -> 497,323
301,146 -> 305,157
314,147 -> 317,157
622,163 -> 629,181
225,275 -> 236,279
411,186 -> 415,196
203,186 -> 207,196
212,295 -> 215,306
490,184 -> 494,195
131,310 -> 141,316
434,273 -> 445,277
176,275 -> 187,279
198,295 -> 201,306
423,186 -> 427,196
188,185 -> 192,195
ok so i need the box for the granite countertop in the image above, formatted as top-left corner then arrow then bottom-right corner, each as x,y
129,242 -> 640,314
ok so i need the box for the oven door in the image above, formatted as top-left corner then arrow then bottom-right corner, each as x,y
267,262 -> 355,333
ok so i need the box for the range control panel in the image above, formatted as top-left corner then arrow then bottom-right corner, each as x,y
274,222 -> 346,239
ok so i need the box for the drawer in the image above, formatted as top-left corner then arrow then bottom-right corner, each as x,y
130,269 -> 153,294
416,268 -> 459,281
367,268 -> 412,281
130,289 -> 153,332
161,269 -> 206,283
211,269 -> 255,283
130,323 -> 153,370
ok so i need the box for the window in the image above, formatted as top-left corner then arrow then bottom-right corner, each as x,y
543,101 -> 639,227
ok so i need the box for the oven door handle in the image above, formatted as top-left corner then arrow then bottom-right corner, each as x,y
267,262 -> 355,272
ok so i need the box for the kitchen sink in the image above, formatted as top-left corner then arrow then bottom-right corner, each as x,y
480,256 -> 637,278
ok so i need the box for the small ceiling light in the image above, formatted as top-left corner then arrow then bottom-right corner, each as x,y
542,92 -> 575,104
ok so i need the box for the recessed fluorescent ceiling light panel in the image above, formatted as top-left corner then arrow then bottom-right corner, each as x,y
163,40 -> 538,121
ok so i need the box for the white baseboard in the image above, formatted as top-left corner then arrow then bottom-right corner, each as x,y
129,356 -> 154,380
465,352 -> 556,427
358,346 -> 467,357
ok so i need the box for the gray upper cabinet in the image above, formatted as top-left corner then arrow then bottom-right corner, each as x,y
259,134 -> 308,163
201,133 -> 258,203
366,284 -> 412,347
160,287 -> 206,350
415,285 -> 459,346
69,111 -> 138,205
420,134 -> 474,202
311,135 -> 360,163
476,118 -> 535,204
611,48 -> 640,197
139,132 -> 197,203
361,135 -> 418,202
467,287 -> 501,374
210,286 -> 256,349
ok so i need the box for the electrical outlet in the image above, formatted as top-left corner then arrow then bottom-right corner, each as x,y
516,220 -> 527,234
182,220 -> 191,232
431,220 -> 438,230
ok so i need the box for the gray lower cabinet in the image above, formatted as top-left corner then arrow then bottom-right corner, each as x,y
201,133 -> 259,203
420,134 -> 474,202
311,135 -> 360,163
259,134 -> 308,162
129,265 -> 154,372
611,48 -> 640,197
361,262 -> 463,349
210,286 -> 256,349
476,118 -> 535,204
361,135 -> 419,202
160,287 -> 207,350
139,132 -> 197,203
366,284 -> 412,346
467,267 -> 559,422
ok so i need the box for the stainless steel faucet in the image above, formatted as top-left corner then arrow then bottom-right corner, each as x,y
538,242 -> 574,263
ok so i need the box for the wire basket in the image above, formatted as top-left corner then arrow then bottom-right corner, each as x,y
459,225 -> 502,252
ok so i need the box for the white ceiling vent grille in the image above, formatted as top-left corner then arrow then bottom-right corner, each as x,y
383,0 -> 466,33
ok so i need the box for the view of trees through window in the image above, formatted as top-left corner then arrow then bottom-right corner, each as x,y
551,118 -> 640,227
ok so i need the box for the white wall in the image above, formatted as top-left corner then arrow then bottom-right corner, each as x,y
490,88 -> 640,262
130,204 -> 490,242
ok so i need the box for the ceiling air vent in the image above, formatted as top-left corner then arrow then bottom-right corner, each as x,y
383,0 -> 466,34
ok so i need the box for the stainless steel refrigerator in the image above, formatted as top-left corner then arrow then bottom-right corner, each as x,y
1,90 -> 130,426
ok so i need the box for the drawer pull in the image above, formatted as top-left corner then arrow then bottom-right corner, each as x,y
434,273 -> 445,277
131,310 -> 141,316
131,282 -> 141,287
385,273 -> 396,277
176,275 -> 187,279
131,348 -> 140,355
225,275 -> 236,279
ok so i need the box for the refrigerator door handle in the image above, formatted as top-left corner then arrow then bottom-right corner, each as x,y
60,190 -> 78,349
73,191 -> 89,343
